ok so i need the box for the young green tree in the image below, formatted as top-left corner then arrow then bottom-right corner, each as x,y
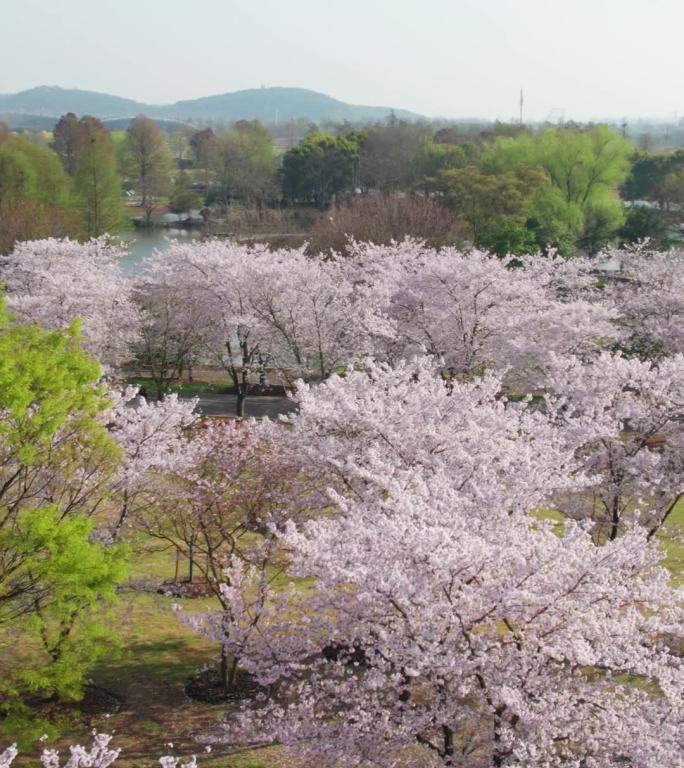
0,295 -> 127,731
122,115 -> 173,224
0,141 -> 37,202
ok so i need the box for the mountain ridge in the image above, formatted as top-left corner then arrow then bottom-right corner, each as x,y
0,85 -> 421,124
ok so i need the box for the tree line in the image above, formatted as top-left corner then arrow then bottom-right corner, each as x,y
2,113 -> 684,257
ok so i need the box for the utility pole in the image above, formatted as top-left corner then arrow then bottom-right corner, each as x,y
519,89 -> 524,125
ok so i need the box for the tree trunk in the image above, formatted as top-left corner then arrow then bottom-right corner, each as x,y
188,536 -> 195,583
609,498 -> 620,541
236,391 -> 246,417
228,655 -> 239,688
220,644 -> 228,688
442,725 -> 455,765
219,645 -> 240,689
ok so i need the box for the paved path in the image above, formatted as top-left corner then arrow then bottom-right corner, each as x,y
182,393 -> 297,419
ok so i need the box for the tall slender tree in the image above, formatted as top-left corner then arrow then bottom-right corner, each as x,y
122,116 -> 172,224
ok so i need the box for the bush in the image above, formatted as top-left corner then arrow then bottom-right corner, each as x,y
308,194 -> 463,254
0,201 -> 80,255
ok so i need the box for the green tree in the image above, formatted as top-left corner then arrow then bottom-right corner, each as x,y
526,185 -> 584,256
656,167 -> 684,212
475,218 -> 538,256
73,121 -> 123,236
282,133 -> 359,208
210,121 -> 277,209
358,120 -> 431,193
0,296 -> 127,731
122,115 -> 173,224
50,112 -> 83,175
621,150 -> 684,203
485,126 -> 631,253
619,204 -> 667,246
0,141 -> 37,202
487,126 -> 632,206
169,169 -> 203,213
0,135 -> 71,208
579,196 -> 625,254
0,135 -> 80,253
435,165 -> 546,241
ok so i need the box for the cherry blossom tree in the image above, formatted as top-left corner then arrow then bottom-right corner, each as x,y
345,240 -> 618,387
280,356 -> 581,509
548,351 -> 684,541
210,359 -> 684,768
248,249 -> 393,383
604,246 -> 684,359
0,733 -> 197,768
132,262 -> 208,399
141,417 -> 322,687
140,241 -> 272,416
106,388 -> 200,537
0,237 -> 138,367
138,240 -> 391,414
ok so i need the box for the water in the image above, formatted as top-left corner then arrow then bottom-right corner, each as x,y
118,228 -> 203,273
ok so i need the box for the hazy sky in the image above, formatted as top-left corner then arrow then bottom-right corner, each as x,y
2,0 -> 683,121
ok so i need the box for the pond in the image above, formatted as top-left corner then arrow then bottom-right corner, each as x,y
118,228 -> 203,273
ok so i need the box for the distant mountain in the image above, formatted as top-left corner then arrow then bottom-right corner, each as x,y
0,86 -> 147,119
0,85 -> 421,126
156,87 -> 420,122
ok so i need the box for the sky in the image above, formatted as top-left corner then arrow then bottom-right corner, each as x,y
2,0 -> 683,121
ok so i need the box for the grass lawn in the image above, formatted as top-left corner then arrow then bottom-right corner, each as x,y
660,496 -> 684,583
125,376 -> 235,398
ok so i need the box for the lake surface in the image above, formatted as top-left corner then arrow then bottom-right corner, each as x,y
119,228 -> 203,273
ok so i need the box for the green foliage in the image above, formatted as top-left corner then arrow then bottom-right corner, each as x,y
622,150 -> 684,202
0,297 -> 109,468
169,169 -> 203,213
0,141 -> 38,202
2,506 -> 127,700
435,165 -> 546,240
282,133 -> 359,208
73,124 -> 124,237
657,167 -> 684,210
526,185 -> 584,256
475,218 -> 538,256
580,196 -> 625,254
0,295 -> 127,724
619,204 -> 668,246
485,126 -> 632,253
0,135 -> 72,208
210,121 -> 277,209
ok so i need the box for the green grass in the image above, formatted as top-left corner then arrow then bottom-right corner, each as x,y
659,497 -> 684,583
126,376 -> 235,397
